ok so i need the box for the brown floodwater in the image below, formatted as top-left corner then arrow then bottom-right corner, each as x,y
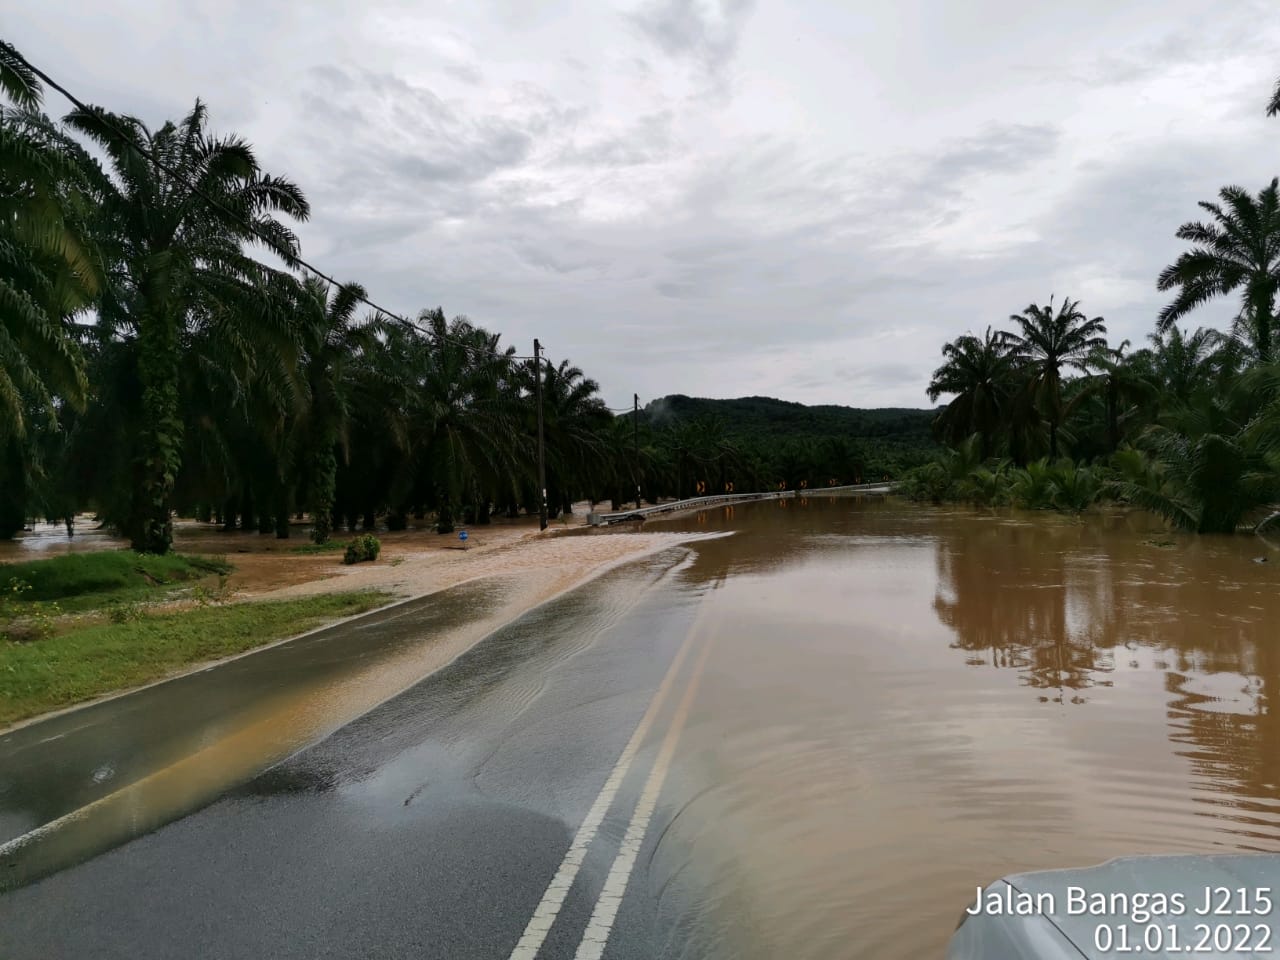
638,495 -> 1280,958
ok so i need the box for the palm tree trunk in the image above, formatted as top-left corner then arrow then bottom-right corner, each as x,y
220,495 -> 236,532
308,444 -> 337,544
131,313 -> 183,553
436,488 -> 455,534
240,486 -> 255,531
1260,301 -> 1274,362
0,438 -> 27,539
274,482 -> 290,539
1106,386 -> 1120,452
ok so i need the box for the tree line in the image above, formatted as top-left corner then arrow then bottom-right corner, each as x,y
912,87 -> 1280,534
2,40 -> 917,553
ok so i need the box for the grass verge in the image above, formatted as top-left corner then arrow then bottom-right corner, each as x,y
289,541 -> 345,554
0,590 -> 393,727
0,551 -> 232,613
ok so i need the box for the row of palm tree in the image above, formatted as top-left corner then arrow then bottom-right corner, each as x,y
1,41 -> 630,549
919,182 -> 1280,532
918,73 -> 1280,534
6,39 -> 904,550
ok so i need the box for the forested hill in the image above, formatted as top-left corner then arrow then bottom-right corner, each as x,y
642,395 -> 941,478
646,395 -> 934,441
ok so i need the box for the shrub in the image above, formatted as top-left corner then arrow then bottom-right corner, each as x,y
342,534 -> 382,565
106,600 -> 145,623
1008,459 -> 1057,509
898,462 -> 955,503
1048,461 -> 1101,513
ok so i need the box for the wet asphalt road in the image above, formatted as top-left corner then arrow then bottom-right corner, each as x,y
0,549 -> 711,960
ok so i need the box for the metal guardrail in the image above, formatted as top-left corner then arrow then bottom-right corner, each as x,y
803,482 -> 898,495
587,482 -> 898,526
588,491 -> 792,525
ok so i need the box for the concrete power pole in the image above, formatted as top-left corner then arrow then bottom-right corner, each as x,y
534,339 -> 547,531
634,393 -> 641,509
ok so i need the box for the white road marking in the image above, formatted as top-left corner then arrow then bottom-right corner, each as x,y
505,619 -> 703,960
573,621 -> 718,960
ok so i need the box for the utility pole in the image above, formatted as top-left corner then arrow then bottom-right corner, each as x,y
633,393 -> 641,509
534,338 -> 547,530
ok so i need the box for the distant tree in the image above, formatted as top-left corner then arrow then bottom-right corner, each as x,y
1002,297 -> 1108,459
1078,340 -> 1152,453
404,308 -> 520,533
293,277 -> 380,543
927,326 -> 1017,459
1134,326 -> 1228,408
536,358 -> 610,515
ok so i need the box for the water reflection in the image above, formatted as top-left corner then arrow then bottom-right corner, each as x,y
933,521 -> 1123,701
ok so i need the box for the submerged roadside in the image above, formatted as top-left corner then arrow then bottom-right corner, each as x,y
0,530 -> 703,891
0,510 -> 687,730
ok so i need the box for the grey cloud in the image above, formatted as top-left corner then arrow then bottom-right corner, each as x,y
293,65 -> 580,229
1081,6 -> 1275,88
565,111 -> 674,167
444,62 -> 484,85
1088,32 -> 1198,87
629,0 -> 757,76
513,242 -> 612,276
924,124 -> 1060,181
383,129 -> 532,184
20,0 -> 1280,411
833,362 -> 928,390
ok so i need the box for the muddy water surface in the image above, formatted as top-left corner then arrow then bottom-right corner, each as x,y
645,496 -> 1280,958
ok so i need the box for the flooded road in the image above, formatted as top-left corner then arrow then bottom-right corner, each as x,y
1,496 -> 1277,958
645,497 -> 1280,957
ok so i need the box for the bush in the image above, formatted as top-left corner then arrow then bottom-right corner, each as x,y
898,462 -> 957,503
342,534 -> 382,565
106,600 -> 145,623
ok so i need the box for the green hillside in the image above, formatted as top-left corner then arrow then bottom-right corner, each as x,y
648,395 -> 934,442
636,395 -> 940,492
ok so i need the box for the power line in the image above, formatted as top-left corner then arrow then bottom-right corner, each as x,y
10,48 -> 507,364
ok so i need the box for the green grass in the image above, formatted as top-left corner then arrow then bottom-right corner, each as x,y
289,541 -> 345,554
0,551 -> 231,611
0,591 -> 394,726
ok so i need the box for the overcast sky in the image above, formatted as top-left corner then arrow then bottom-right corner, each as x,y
8,1 -> 1280,409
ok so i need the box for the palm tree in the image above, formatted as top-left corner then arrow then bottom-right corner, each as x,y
1134,326 -> 1228,408
1110,368 -> 1280,534
0,57 -> 94,438
927,326 -> 1017,458
0,42 -> 95,536
537,358 -> 610,516
1078,340 -> 1153,453
65,99 -> 309,552
402,309 -> 521,533
1157,179 -> 1280,363
1002,297 -> 1108,458
292,277 -> 380,543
